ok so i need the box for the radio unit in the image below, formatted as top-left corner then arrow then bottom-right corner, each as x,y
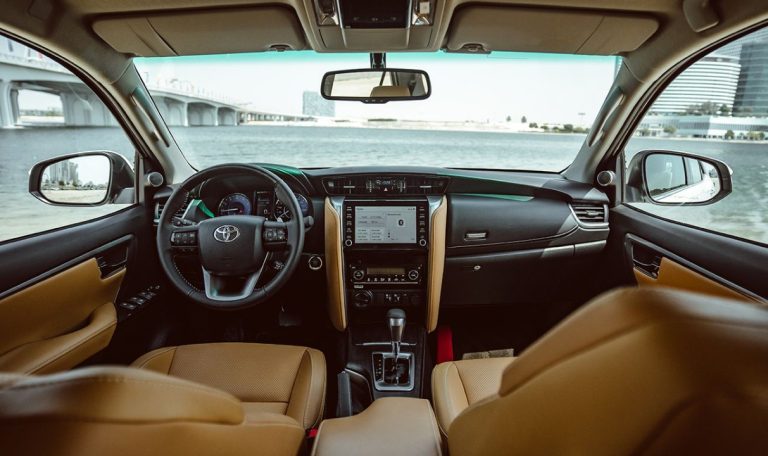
342,200 -> 428,248
348,262 -> 423,286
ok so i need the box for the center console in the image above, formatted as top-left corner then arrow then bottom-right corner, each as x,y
323,174 -> 448,406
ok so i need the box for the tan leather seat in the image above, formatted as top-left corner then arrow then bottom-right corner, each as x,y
431,356 -> 513,436
0,366 -> 306,455
133,342 -> 326,430
436,287 -> 768,455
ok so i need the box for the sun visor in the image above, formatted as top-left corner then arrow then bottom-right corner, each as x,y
446,6 -> 659,55
93,6 -> 306,56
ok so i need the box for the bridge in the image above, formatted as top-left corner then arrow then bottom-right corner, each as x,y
0,37 -> 303,128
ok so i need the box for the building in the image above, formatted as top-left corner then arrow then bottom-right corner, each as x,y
734,39 -> 768,116
638,114 -> 768,139
45,160 -> 80,187
302,91 -> 335,117
650,54 -> 741,115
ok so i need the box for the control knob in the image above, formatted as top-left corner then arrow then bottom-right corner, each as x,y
352,269 -> 365,281
407,269 -> 420,281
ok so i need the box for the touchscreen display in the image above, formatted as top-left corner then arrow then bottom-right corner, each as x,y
355,206 -> 417,244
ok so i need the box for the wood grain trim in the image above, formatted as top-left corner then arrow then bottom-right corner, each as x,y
324,198 -> 347,331
427,196 -> 448,333
634,257 -> 762,304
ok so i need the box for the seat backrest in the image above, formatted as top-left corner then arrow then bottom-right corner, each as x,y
448,287 -> 768,456
0,366 -> 305,456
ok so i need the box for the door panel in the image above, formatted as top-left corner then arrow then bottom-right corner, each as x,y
611,206 -> 767,302
0,206 -> 153,373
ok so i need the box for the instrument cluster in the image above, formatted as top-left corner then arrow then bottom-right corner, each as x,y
217,190 -> 310,221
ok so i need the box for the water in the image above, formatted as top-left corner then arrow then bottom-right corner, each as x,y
1,125 -> 766,244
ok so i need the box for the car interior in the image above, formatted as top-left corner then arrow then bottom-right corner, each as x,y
1,0 -> 768,455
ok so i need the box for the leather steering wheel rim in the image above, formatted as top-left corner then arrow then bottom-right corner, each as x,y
156,164 -> 305,310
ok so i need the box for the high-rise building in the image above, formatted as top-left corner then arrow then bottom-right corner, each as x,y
302,91 -> 335,117
734,37 -> 768,116
650,54 -> 740,115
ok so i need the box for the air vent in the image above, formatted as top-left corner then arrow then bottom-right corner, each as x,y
404,176 -> 449,195
571,202 -> 608,225
323,176 -> 365,195
323,175 -> 449,195
154,194 -> 191,224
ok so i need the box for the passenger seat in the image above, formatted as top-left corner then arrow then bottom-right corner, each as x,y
431,357 -> 514,436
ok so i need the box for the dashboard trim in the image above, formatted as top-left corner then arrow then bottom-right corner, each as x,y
325,197 -> 347,331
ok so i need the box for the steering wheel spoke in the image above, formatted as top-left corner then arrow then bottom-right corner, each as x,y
201,256 -> 268,302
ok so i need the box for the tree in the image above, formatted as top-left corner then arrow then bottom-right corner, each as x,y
724,129 -> 735,140
529,122 -> 538,128
541,125 -> 550,131
506,115 -> 512,122
521,115 -> 527,123
718,104 -> 731,116
562,124 -> 574,133
663,125 -> 677,135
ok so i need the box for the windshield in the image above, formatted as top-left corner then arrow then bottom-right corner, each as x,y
135,52 -> 617,171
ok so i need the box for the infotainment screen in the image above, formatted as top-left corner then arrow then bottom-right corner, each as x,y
354,206 -> 417,244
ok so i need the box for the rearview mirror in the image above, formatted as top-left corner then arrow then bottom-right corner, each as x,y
29,151 -> 135,206
626,150 -> 732,206
321,69 -> 431,103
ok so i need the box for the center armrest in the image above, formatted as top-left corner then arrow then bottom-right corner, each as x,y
312,397 -> 443,456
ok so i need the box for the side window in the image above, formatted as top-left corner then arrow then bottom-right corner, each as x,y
624,27 -> 768,245
0,35 -> 136,243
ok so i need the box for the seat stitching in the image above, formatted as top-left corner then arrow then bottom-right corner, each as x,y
26,311 -> 116,374
135,347 -> 177,372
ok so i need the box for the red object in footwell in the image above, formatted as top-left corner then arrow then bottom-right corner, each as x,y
436,325 -> 454,364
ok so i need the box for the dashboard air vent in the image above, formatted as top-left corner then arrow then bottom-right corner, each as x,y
571,202 -> 608,225
323,176 -> 365,195
154,194 -> 191,224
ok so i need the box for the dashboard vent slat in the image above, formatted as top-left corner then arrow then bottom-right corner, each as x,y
571,203 -> 608,225
154,194 -> 191,224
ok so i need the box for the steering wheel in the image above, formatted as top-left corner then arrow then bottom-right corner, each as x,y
156,164 -> 305,310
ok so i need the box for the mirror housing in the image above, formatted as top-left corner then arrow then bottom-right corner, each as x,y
29,151 -> 135,207
321,68 -> 431,103
626,150 -> 732,206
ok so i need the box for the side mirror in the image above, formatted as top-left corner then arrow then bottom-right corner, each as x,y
29,151 -> 135,206
321,68 -> 431,103
626,150 -> 732,206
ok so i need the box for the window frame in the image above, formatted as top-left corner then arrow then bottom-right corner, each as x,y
0,30 -> 152,245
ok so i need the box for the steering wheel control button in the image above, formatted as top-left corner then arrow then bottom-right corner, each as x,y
171,231 -> 198,247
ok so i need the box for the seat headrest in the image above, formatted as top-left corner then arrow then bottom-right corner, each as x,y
370,85 -> 411,97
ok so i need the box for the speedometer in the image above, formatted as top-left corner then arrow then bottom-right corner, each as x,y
218,193 -> 252,216
273,194 -> 310,221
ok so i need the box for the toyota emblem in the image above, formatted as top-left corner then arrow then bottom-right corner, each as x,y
213,225 -> 240,243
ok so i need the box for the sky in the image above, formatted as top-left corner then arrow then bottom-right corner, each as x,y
134,51 -> 619,126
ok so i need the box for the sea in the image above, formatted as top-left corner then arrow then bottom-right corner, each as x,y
1,125 -> 766,244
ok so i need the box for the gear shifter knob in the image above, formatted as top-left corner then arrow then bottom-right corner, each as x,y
387,308 -> 406,358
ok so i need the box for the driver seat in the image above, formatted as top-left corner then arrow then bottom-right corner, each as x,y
132,342 -> 326,430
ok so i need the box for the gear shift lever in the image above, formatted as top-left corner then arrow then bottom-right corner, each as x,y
387,308 -> 406,359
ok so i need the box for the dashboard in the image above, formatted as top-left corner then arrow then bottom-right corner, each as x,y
154,164 -> 611,308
